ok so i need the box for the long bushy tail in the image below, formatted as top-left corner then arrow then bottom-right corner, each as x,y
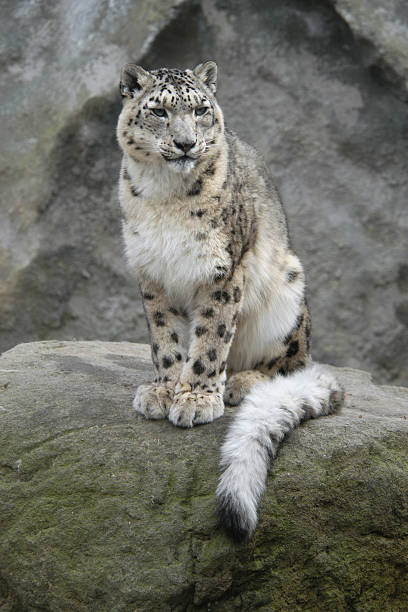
216,364 -> 344,541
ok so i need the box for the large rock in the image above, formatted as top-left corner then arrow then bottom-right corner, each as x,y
0,341 -> 407,611
1,0 -> 408,385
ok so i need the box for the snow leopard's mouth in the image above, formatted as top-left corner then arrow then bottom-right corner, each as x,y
163,154 -> 194,163
162,154 -> 198,173
165,156 -> 196,174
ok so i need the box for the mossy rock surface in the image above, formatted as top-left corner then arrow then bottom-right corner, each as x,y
0,341 -> 407,611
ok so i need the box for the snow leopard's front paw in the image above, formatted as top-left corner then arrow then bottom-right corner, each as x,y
168,391 -> 224,428
133,382 -> 174,420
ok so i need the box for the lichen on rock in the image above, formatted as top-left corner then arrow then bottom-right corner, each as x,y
0,341 -> 407,610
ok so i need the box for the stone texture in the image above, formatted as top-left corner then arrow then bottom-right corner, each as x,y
0,0 -> 184,351
0,341 -> 407,611
331,0 -> 408,95
1,0 -> 408,386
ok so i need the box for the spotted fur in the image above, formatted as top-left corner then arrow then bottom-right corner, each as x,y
117,61 -> 343,540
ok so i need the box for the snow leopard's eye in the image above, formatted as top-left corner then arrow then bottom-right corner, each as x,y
152,108 -> 168,118
195,106 -> 208,117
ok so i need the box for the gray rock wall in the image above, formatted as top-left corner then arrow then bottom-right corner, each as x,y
0,0 -> 183,349
1,0 -> 407,385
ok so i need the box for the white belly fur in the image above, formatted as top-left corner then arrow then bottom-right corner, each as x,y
123,211 -> 230,303
228,241 -> 305,372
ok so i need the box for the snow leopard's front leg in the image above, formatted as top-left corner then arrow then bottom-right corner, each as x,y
169,268 -> 244,428
134,275 -> 187,420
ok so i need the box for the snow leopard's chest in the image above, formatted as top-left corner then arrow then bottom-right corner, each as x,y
122,201 -> 229,301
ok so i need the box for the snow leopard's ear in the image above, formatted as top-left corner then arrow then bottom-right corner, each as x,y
120,64 -> 153,98
193,61 -> 217,94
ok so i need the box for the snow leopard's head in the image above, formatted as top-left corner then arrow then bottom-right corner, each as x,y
116,62 -> 224,174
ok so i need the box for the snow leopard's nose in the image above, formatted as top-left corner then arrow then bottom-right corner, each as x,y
173,139 -> 196,153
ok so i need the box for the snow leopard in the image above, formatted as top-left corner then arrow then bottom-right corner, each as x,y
116,61 -> 343,540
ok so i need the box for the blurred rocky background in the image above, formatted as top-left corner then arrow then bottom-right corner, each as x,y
1,0 -> 407,385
